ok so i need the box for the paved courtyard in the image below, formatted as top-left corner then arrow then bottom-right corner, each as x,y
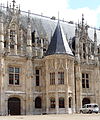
0,114 -> 100,120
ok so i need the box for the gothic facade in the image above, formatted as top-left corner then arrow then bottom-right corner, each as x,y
0,1 -> 100,115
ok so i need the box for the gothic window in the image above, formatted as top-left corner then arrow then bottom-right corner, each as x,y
35,97 -> 42,108
50,97 -> 55,108
83,43 -> 86,52
59,97 -> 65,108
98,48 -> 99,53
83,43 -> 86,59
58,72 -> 64,84
32,31 -> 35,43
83,53 -> 86,59
36,69 -> 40,86
9,67 -> 20,85
50,72 -> 55,85
10,30 -> 15,41
10,30 -> 16,49
91,43 -> 94,54
82,73 -> 89,88
4,41 -> 7,47
69,97 -> 72,108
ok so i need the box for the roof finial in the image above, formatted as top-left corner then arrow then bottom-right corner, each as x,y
58,11 -> 59,21
7,1 -> 9,11
82,13 -> 84,27
18,4 -> 20,14
94,27 -> 97,40
12,0 -> 16,10
28,10 -> 31,23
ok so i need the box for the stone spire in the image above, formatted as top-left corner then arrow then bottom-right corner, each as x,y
82,14 -> 84,28
94,28 -> 97,55
27,11 -> 32,57
94,28 -> 99,64
12,0 -> 16,11
75,24 -> 80,61
45,21 -> 73,56
94,28 -> 97,42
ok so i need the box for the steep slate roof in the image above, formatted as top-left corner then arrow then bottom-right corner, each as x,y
1,8 -> 100,45
45,21 -> 73,56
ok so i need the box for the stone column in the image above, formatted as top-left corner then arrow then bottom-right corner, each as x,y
0,57 -> 5,115
65,67 -> 69,113
5,99 -> 8,115
94,65 -> 100,106
0,15 -> 4,53
75,63 -> 82,113
71,61 -> 76,113
54,58 -> 59,114
25,58 -> 33,114
45,60 -> 49,113
55,71 -> 59,114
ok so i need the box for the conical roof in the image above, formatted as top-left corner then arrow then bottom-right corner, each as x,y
45,21 -> 73,56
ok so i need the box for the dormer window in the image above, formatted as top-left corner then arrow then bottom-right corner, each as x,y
83,43 -> 86,52
83,43 -> 86,59
10,30 -> 15,41
10,30 -> 15,49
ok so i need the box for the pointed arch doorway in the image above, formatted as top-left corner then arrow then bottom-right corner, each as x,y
8,97 -> 21,115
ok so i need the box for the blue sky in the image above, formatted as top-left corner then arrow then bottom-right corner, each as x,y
69,0 -> 100,9
68,0 -> 100,27
1,0 -> 100,27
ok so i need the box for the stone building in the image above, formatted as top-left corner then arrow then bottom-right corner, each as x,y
0,0 -> 100,115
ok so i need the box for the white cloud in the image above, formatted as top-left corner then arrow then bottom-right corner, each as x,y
64,8 -> 98,27
1,0 -> 69,15
0,0 -> 100,27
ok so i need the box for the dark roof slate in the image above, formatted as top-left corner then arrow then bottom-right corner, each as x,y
45,21 -> 73,56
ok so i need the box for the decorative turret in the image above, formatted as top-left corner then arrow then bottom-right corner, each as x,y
40,37 -> 43,58
94,28 -> 97,42
94,28 -> 98,64
45,21 -> 73,56
0,14 -> 4,54
6,0 -> 21,17
75,25 -> 80,62
82,14 -> 84,29
75,14 -> 90,63
94,28 -> 97,56
20,29 -> 24,55
27,11 -> 32,57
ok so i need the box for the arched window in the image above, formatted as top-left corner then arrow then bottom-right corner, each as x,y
82,98 -> 90,106
69,97 -> 72,108
59,97 -> 65,108
32,30 -> 35,43
50,97 -> 55,108
35,97 -> 42,108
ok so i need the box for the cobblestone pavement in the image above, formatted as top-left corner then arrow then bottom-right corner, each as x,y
0,114 -> 100,120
